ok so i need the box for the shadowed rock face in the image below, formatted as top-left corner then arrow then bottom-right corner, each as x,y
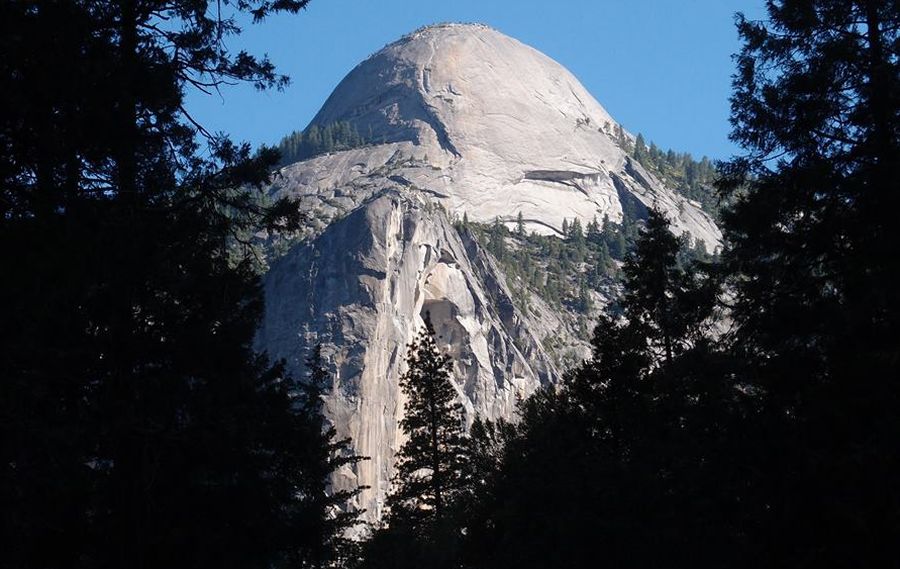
258,23 -> 722,520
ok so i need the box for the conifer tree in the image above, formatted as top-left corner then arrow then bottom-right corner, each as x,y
487,217 -> 507,260
615,123 -> 629,150
718,1 -> 900,563
633,132 -> 647,162
451,207 -> 732,569
569,217 -> 584,241
0,2 -> 323,567
586,216 -> 601,242
388,314 -> 469,525
569,218 -> 586,260
306,125 -> 322,149
597,240 -> 613,275
621,210 -> 712,365
610,224 -> 628,260
295,345 -> 368,569
362,316 -> 470,569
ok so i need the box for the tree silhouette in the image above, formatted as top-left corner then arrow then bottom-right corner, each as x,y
447,208 -> 747,569
293,345 -> 368,568
717,1 -> 900,565
362,314 -> 470,569
0,1 -> 344,567
389,313 -> 469,524
621,209 -> 716,365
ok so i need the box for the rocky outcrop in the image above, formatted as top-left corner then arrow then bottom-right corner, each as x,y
258,23 -> 721,520
259,191 -> 560,519
283,23 -> 721,247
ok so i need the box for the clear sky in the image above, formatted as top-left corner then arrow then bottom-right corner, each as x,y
184,0 -> 767,161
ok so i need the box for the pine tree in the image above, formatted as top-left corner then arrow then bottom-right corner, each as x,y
577,277 -> 593,313
648,141 -> 661,168
321,123 -> 335,152
569,218 -> 586,260
633,132 -> 647,162
615,123 -> 629,150
487,217 -> 507,260
597,240 -> 613,275
569,217 -> 583,241
610,225 -> 628,260
666,148 -> 677,167
586,216 -> 601,243
306,124 -> 322,149
363,316 -> 471,569
516,211 -> 526,236
388,314 -> 469,525
276,120 -> 372,166
449,208 -> 733,569
718,1 -> 900,564
0,2 -> 320,567
621,210 -> 710,365
295,345 -> 368,569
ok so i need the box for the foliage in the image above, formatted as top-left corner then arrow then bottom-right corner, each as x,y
451,211 -> 747,569
629,132 -> 722,218
0,1 -> 368,567
462,208 -> 712,316
463,215 -> 620,311
387,315 -> 470,524
295,346 -> 368,568
715,0 -> 900,564
361,315 -> 471,569
276,121 -> 371,166
621,210 -> 718,364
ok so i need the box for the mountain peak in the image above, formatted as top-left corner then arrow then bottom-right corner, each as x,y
379,22 -> 498,52
264,25 -> 724,522
294,25 -> 719,246
404,21 -> 494,36
312,21 -> 619,155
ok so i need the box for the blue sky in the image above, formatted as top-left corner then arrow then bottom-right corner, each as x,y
184,0 -> 767,161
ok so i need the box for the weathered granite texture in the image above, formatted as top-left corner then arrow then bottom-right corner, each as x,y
258,23 -> 721,520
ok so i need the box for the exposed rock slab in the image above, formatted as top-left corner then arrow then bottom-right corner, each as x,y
259,23 -> 722,520
259,192 -> 559,519
285,23 -> 721,247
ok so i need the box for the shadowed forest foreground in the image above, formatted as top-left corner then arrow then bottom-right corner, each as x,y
1,1 -> 898,568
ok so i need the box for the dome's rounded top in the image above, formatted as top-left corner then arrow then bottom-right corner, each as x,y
371,22 -> 495,49
399,22 -> 495,40
310,22 -> 619,163
293,25 -> 721,249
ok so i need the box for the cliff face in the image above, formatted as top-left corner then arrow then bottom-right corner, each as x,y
258,23 -> 721,519
259,191 -> 561,519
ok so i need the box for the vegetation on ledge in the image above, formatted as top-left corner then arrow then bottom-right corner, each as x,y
276,120 -> 373,166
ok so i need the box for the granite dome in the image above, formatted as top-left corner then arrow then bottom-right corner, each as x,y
297,22 -> 720,245
259,24 -> 722,523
